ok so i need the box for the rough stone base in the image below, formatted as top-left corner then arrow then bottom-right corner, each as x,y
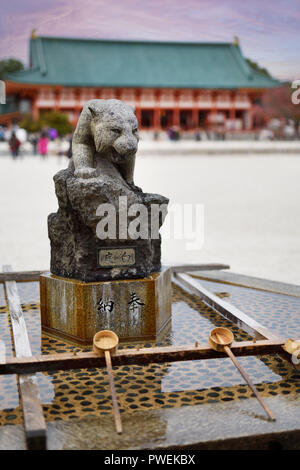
40,267 -> 172,344
48,165 -> 168,282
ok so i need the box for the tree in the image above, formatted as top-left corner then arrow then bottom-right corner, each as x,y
20,111 -> 73,136
40,111 -> 73,135
19,114 -> 42,133
0,59 -> 24,80
252,104 -> 268,129
246,58 -> 272,78
261,84 -> 300,136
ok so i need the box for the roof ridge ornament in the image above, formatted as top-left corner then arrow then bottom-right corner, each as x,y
233,36 -> 239,46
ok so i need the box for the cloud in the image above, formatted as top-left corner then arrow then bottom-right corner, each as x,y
0,0 -> 299,80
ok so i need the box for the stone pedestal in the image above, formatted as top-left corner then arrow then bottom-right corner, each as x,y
40,267 -> 172,344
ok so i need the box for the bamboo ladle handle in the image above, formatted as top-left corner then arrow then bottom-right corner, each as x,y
224,345 -> 275,421
104,350 -> 123,434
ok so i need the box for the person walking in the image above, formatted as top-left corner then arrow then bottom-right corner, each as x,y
67,134 -> 73,158
8,132 -> 21,158
29,132 -> 39,155
37,132 -> 49,156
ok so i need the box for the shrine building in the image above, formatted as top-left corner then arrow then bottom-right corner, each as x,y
2,35 -> 279,132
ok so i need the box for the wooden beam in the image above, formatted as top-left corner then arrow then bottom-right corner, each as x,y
4,268 -> 33,357
0,339 -> 285,376
171,263 -> 230,273
0,270 -> 45,283
188,270 -> 300,298
174,273 -> 282,341
3,265 -> 47,450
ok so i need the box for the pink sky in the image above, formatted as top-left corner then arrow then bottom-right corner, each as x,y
1,0 -> 300,80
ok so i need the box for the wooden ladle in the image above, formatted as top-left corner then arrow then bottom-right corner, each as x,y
209,327 -> 275,421
93,330 -> 122,433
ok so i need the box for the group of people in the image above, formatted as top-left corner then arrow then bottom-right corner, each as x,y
8,131 -> 50,157
28,132 -> 50,156
0,125 -> 73,158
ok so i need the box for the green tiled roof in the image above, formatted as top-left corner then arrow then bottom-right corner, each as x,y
6,36 -> 279,89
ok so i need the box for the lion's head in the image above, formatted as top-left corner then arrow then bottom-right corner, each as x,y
88,99 -> 139,163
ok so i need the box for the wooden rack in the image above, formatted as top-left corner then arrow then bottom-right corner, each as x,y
0,264 -> 296,450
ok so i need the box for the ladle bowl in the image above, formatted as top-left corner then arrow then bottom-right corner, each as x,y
209,327 -> 234,352
93,330 -> 119,356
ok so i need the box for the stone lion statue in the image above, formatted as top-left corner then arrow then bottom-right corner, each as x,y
72,99 -> 138,186
49,98 -> 168,282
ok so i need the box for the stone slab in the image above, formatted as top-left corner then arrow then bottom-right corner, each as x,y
1,395 -> 300,450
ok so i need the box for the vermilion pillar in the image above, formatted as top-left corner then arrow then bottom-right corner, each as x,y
210,92 -> 217,129
246,108 -> 253,130
154,107 -> 160,130
74,88 -> 81,123
192,108 -> 198,129
173,90 -> 180,127
173,107 -> 180,127
193,90 -> 199,129
32,94 -> 39,120
135,107 -> 141,127
153,89 -> 161,131
230,92 -> 236,120
54,88 -> 58,112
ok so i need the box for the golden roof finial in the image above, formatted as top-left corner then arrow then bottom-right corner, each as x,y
233,36 -> 239,46
31,29 -> 37,39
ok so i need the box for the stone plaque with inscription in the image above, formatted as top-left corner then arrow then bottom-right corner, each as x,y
99,248 -> 135,267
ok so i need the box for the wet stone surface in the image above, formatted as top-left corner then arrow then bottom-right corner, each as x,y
0,277 -> 299,448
